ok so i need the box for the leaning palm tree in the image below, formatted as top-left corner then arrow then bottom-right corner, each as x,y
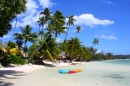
30,32 -> 60,61
65,15 -> 76,40
14,25 -> 37,57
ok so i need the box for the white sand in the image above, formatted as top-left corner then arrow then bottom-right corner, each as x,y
1,61 -> 130,86
0,61 -> 90,75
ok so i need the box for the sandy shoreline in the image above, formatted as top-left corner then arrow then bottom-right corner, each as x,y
0,61 -> 92,79
1,60 -> 130,86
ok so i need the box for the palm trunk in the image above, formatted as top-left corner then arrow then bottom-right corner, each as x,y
64,27 -> 69,41
72,57 -> 79,62
30,32 -> 51,59
14,15 -> 17,34
24,39 -> 27,58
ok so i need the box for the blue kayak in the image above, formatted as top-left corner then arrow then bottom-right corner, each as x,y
58,69 -> 70,74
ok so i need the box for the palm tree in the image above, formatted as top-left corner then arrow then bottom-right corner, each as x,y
88,47 -> 97,60
66,37 -> 81,62
75,26 -> 82,37
40,8 -> 52,23
37,8 -> 52,39
49,10 -> 66,38
65,15 -> 76,40
13,0 -> 27,33
30,32 -> 60,61
37,16 -> 46,39
14,25 -> 37,57
92,38 -> 99,47
78,45 -> 90,61
105,52 -> 114,60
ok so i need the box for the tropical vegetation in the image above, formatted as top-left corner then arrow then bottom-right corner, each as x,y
0,1 -> 114,66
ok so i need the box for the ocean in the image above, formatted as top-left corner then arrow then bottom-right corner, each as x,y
1,59 -> 130,86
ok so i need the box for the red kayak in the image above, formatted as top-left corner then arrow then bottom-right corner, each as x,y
68,69 -> 82,74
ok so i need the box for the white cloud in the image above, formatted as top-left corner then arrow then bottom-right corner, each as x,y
102,0 -> 115,5
3,32 -> 13,38
100,34 -> 117,40
11,0 -> 55,28
96,31 -> 117,40
74,14 -> 114,27
56,38 -> 63,43
38,0 -> 55,8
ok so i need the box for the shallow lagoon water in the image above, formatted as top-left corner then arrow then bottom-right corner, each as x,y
1,59 -> 130,86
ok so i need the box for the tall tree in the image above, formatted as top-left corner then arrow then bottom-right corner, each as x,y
92,38 -> 99,47
40,8 -> 52,23
88,47 -> 97,60
37,16 -> 46,39
14,25 -> 37,57
37,8 -> 52,39
29,32 -> 60,61
0,0 -> 27,37
49,10 -> 66,38
65,15 -> 76,40
75,26 -> 82,37
67,37 -> 81,62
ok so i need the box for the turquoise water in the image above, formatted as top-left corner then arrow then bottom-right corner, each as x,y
2,59 -> 130,86
101,59 -> 130,65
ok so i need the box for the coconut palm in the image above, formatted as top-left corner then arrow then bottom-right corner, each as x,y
30,32 -> 60,61
65,15 -> 76,40
78,45 -> 90,61
66,37 -> 81,62
75,26 -> 82,37
92,38 -> 99,47
37,16 -> 46,39
40,8 -> 52,23
105,52 -> 114,60
49,10 -> 66,38
37,8 -> 52,39
88,47 -> 97,60
14,25 -> 37,57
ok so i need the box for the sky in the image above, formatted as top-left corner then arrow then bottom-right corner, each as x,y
1,0 -> 130,55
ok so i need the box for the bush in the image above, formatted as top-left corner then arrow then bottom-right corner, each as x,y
28,58 -> 35,64
0,57 -> 8,66
7,55 -> 26,65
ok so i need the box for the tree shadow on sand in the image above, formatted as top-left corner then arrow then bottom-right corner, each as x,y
0,81 -> 13,86
0,70 -> 26,86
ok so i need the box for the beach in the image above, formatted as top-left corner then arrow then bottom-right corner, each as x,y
0,60 -> 130,86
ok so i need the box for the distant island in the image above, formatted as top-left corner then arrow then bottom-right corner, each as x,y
114,55 -> 130,59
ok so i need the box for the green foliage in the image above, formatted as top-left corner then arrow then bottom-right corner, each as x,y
7,55 -> 26,65
0,0 -> 27,37
0,57 -> 8,66
14,25 -> 38,57
28,58 -> 35,64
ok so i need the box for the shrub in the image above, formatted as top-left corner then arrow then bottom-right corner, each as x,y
28,58 -> 35,64
7,55 -> 26,65
0,57 -> 8,66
